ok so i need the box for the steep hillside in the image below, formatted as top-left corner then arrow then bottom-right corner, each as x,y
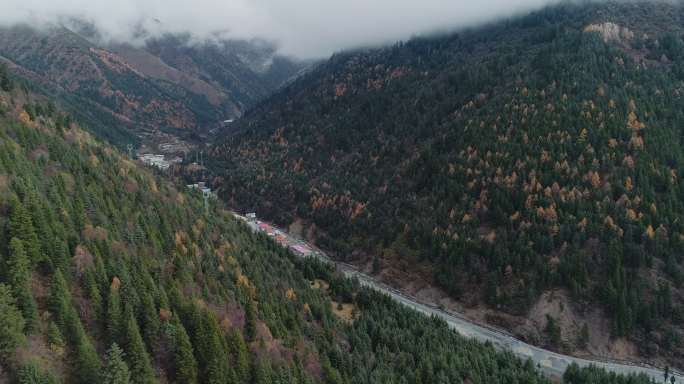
0,25 -> 304,150
0,63 -> 635,384
135,35 -> 303,111
209,1 -> 684,367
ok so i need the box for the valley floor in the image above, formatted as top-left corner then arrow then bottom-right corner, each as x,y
234,213 -> 684,383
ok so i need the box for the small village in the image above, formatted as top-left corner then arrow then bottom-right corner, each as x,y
235,212 -> 319,258
136,152 -> 217,198
136,146 -> 314,257
139,153 -> 180,170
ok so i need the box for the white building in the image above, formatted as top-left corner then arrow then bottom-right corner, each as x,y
187,182 -> 216,199
140,154 -> 170,170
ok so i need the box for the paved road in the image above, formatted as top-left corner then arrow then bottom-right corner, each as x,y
236,214 -> 683,382
340,265 -> 682,381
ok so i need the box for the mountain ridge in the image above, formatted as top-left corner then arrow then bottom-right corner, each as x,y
0,60 -> 621,384
0,24 -> 307,150
206,0 -> 684,369
0,7 -> 676,383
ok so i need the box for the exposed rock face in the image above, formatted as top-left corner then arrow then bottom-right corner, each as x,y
583,22 -> 634,43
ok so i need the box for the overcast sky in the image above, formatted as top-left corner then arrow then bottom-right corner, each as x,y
0,0 -> 561,58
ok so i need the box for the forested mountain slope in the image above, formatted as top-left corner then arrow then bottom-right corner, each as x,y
209,1 -> 684,366
0,64 -> 638,384
0,25 -> 304,148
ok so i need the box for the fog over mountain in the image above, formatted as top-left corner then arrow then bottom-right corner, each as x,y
0,0 -> 563,58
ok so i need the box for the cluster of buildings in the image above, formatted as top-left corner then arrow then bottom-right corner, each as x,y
140,154 -> 169,170
139,154 -> 181,171
243,213 -> 315,257
187,181 -> 214,198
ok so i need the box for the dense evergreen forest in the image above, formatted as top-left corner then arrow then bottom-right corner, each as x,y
1,63 -> 660,383
209,1 -> 684,364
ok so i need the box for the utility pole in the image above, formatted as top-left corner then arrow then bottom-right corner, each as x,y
200,150 -> 205,180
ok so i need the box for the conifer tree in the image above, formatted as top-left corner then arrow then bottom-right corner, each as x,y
49,270 -> 101,384
245,298 -> 258,342
140,292 -> 160,349
48,269 -> 71,331
188,306 -> 231,384
47,321 -> 65,355
228,329 -> 250,382
72,194 -> 87,233
9,196 -> 42,264
123,309 -> 157,384
17,360 -> 59,384
25,193 -> 52,266
50,240 -> 70,278
102,343 -> 131,384
322,358 -> 343,384
171,315 -> 198,384
7,237 -> 38,331
0,283 -> 25,360
83,269 -> 103,325
73,333 -> 102,384
107,279 -> 123,344
252,359 -> 273,384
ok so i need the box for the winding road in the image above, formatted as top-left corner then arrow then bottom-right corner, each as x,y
237,213 -> 683,382
341,265 -> 682,381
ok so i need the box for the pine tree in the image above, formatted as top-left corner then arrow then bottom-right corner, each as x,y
228,329 -> 250,383
83,269 -> 103,325
322,358 -> 343,384
171,315 -> 198,384
188,306 -> 230,384
25,193 -> 52,268
49,270 -> 101,384
140,293 -> 160,349
50,240 -> 70,277
7,237 -> 38,331
107,279 -> 123,344
9,196 -> 42,264
252,359 -> 273,384
102,343 -> 131,384
47,321 -> 65,356
0,283 -> 25,360
123,310 -> 157,384
72,194 -> 87,233
245,298 -> 258,342
73,333 -> 102,384
17,360 -> 59,384
48,269 -> 71,331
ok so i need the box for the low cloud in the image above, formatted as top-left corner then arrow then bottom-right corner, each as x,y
0,0 -> 560,58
